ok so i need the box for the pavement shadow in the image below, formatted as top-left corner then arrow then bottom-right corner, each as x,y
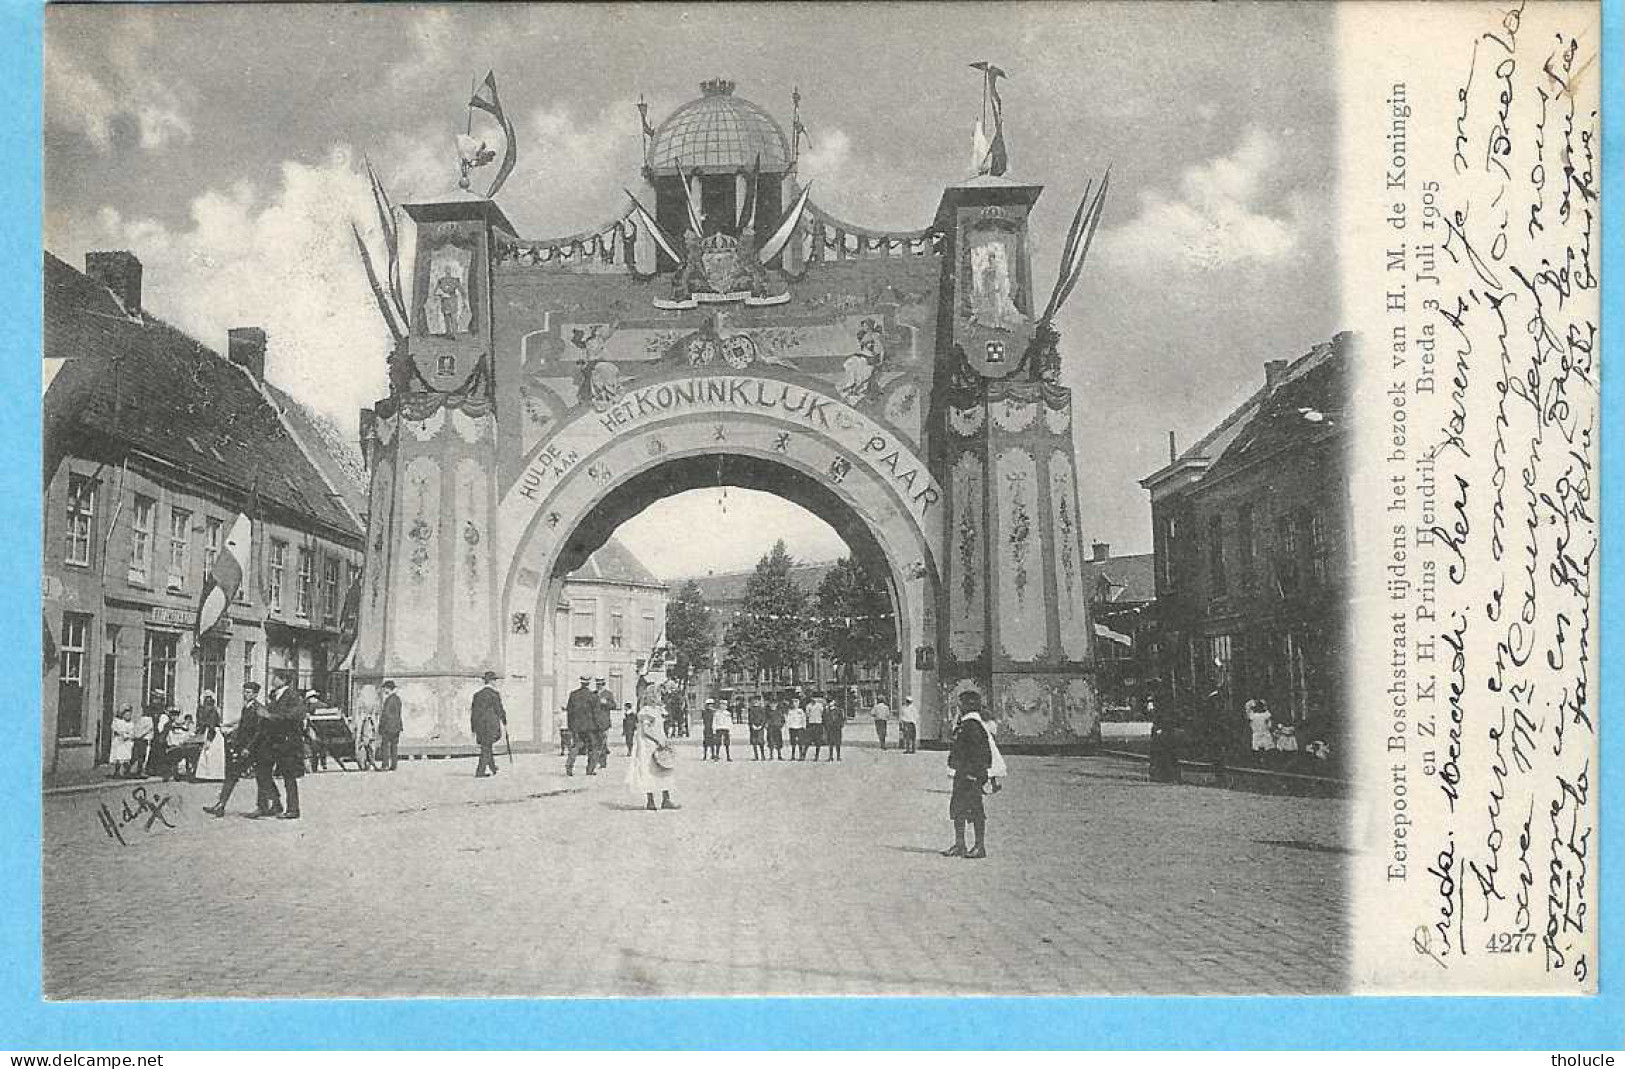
600,801 -> 654,812
885,844 -> 945,856
1254,838 -> 1355,855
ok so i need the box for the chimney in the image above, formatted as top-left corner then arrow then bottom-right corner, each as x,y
1091,541 -> 1111,563
1264,359 -> 1290,391
1167,430 -> 1177,463
84,251 -> 142,313
228,327 -> 267,381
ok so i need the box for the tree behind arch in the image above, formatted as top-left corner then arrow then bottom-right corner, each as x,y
814,557 -> 896,687
663,579 -> 714,683
722,540 -> 809,683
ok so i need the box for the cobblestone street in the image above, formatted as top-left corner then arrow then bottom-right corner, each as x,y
44,743 -> 1348,999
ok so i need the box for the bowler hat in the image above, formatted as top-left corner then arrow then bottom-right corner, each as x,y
482,671 -> 498,682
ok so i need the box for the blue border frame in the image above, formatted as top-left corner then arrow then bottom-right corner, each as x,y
3,0 -> 1619,1049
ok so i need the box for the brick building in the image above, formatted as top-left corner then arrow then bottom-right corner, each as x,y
1138,332 -> 1351,747
42,251 -> 366,782
1080,543 -> 1155,719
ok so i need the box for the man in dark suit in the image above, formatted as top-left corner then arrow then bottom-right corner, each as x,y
255,672 -> 307,820
203,681 -> 279,817
471,671 -> 508,777
377,680 -> 403,771
564,675 -> 598,776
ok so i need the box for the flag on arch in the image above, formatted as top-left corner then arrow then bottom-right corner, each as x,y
196,512 -> 252,639
467,70 -> 517,200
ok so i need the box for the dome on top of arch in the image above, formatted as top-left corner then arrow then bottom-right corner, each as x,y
647,79 -> 791,176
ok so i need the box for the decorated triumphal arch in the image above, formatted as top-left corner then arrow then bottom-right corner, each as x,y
351,76 -> 1109,751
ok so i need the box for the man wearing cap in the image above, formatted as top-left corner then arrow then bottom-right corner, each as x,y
592,677 -> 615,770
784,692 -> 807,760
470,671 -> 508,777
255,671 -> 307,820
565,675 -> 599,775
377,681 -> 403,772
711,699 -> 733,761
203,681 -> 280,817
871,692 -> 892,751
898,696 -> 920,754
699,698 -> 719,760
802,690 -> 826,761
303,691 -> 328,773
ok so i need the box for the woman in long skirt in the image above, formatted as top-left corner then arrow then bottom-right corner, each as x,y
625,704 -> 680,812
194,691 -> 228,782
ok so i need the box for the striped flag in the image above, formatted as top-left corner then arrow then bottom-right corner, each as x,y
970,62 -> 1009,177
623,188 -> 682,263
468,71 -> 517,200
196,512 -> 251,639
329,572 -> 364,671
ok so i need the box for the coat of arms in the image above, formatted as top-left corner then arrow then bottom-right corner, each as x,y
656,231 -> 788,310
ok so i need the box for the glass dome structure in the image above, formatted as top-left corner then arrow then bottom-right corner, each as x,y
647,79 -> 791,176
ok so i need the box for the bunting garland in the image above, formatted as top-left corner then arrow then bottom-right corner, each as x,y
720,608 -> 897,625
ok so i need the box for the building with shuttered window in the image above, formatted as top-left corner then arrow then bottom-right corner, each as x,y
42,250 -> 366,783
1139,332 -> 1352,747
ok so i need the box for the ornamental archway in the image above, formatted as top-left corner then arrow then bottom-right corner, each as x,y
349,77 -> 1105,755
496,373 -> 942,745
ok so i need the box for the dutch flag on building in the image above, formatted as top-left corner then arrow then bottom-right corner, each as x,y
196,512 -> 252,639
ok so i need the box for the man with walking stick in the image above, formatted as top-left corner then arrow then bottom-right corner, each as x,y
471,671 -> 508,778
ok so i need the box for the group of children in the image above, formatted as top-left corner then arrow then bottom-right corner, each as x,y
1244,699 -> 1332,763
685,691 -> 921,762
106,693 -> 219,780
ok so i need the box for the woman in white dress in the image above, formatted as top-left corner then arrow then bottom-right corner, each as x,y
107,705 -> 136,778
625,704 -> 680,812
1245,699 -> 1274,753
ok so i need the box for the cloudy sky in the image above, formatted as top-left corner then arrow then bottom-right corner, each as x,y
44,2 -> 1339,578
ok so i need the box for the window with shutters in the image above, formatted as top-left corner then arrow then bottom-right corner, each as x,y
296,546 -> 315,618
322,557 -> 341,625
204,517 -> 223,576
142,629 -> 178,706
268,540 -> 287,612
167,508 -> 191,589
65,473 -> 94,566
572,603 -> 597,648
198,637 -> 227,704
1237,505 -> 1255,592
56,613 -> 90,738
129,495 -> 155,583
1207,513 -> 1226,595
